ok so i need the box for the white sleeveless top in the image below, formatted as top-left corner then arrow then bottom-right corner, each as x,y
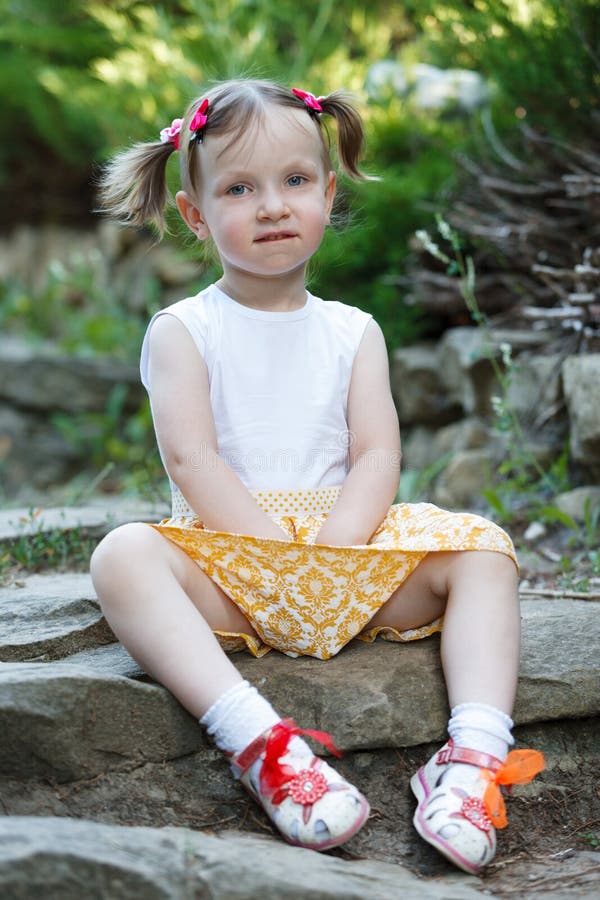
140,283 -> 372,515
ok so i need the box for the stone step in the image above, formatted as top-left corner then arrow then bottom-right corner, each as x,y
0,500 -> 170,547
0,661 -> 201,781
0,336 -> 142,414
0,572 -> 114,662
0,578 -> 598,780
1,568 -> 598,894
2,812 -> 600,900
0,816 -> 487,900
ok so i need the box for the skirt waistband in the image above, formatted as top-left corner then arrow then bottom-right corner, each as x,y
170,485 -> 343,518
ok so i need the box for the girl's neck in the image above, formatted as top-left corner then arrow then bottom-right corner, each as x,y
217,268 -> 309,313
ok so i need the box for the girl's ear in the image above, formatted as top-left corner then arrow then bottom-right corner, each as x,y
176,190 -> 210,240
324,171 -> 337,221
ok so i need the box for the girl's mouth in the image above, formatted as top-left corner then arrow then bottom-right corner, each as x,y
256,233 -> 295,242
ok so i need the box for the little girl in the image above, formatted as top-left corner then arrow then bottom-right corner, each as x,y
92,78 -> 543,873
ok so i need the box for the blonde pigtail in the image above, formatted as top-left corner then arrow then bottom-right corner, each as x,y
319,92 -> 375,182
97,140 -> 176,237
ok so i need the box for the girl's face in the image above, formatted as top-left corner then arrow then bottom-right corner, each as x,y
178,105 -> 336,285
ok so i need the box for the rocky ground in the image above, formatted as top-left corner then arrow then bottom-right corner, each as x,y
0,501 -> 599,898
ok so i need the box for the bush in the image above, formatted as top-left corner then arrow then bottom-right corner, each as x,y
404,0 -> 598,139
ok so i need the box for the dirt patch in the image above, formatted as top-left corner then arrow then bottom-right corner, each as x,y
1,719 -> 598,897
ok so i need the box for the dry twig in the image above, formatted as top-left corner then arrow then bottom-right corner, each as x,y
409,127 -> 600,353
519,587 -> 600,600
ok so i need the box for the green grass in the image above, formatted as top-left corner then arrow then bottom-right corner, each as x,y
0,509 -> 98,585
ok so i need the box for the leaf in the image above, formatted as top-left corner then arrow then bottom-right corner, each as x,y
482,488 -> 512,522
536,505 -> 577,530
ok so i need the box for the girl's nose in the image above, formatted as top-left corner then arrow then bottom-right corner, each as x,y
257,187 -> 290,220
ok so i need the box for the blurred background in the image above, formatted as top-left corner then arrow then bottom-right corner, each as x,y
0,1 -> 598,536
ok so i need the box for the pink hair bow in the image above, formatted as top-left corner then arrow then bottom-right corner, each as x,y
159,118 -> 183,150
292,88 -> 325,113
190,98 -> 210,141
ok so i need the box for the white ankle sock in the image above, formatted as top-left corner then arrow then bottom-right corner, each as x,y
199,679 -> 311,762
448,702 -> 514,762
200,680 -> 279,754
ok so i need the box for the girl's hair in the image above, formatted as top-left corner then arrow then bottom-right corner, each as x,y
98,79 -> 370,236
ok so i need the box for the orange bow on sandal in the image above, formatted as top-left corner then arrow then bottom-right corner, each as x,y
481,748 -> 546,829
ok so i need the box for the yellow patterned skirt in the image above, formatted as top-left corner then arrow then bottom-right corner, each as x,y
149,487 -> 516,661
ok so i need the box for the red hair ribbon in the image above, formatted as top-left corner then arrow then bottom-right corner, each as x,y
189,98 -> 210,141
159,118 -> 182,150
259,718 -> 342,805
292,88 -> 325,114
481,748 -> 545,829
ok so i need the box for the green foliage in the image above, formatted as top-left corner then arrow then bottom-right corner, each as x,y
311,109 -> 465,346
581,497 -> 600,549
4,0 -> 595,224
405,0 -> 599,139
396,453 -> 454,503
0,508 -> 97,584
51,385 -> 165,496
559,545 -> 600,593
0,0 -> 409,175
0,0 -> 115,168
0,258 -> 153,359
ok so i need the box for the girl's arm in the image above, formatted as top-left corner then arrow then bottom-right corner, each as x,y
147,314 -> 291,541
313,320 -> 401,546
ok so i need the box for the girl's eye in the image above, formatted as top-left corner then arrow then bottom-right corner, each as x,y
228,184 -> 247,196
287,175 -> 306,187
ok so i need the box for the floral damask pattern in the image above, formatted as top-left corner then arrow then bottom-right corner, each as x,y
149,490 -> 516,660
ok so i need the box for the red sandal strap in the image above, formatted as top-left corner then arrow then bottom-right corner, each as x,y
436,739 -> 503,772
232,717 -> 342,777
232,726 -> 273,775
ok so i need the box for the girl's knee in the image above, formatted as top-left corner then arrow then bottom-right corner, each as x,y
452,550 -> 518,589
90,522 -> 161,581
478,550 -> 518,579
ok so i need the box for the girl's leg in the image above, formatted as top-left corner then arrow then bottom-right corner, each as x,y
367,550 -> 529,874
438,550 -> 520,713
90,522 -> 369,850
365,550 -> 520,712
90,521 -> 253,717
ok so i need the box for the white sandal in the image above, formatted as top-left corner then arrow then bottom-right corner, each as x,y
411,739 -> 544,874
230,718 -> 370,851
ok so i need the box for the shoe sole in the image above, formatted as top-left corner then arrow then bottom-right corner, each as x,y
285,795 -> 371,852
410,768 -> 484,875
241,777 -> 371,853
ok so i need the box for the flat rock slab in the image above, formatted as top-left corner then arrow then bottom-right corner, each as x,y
0,572 -> 114,661
0,336 -> 142,413
237,597 -> 600,743
0,599 -> 598,781
61,641 -> 145,678
0,501 -> 169,544
0,662 -> 203,780
0,816 -> 487,899
516,600 -> 600,722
